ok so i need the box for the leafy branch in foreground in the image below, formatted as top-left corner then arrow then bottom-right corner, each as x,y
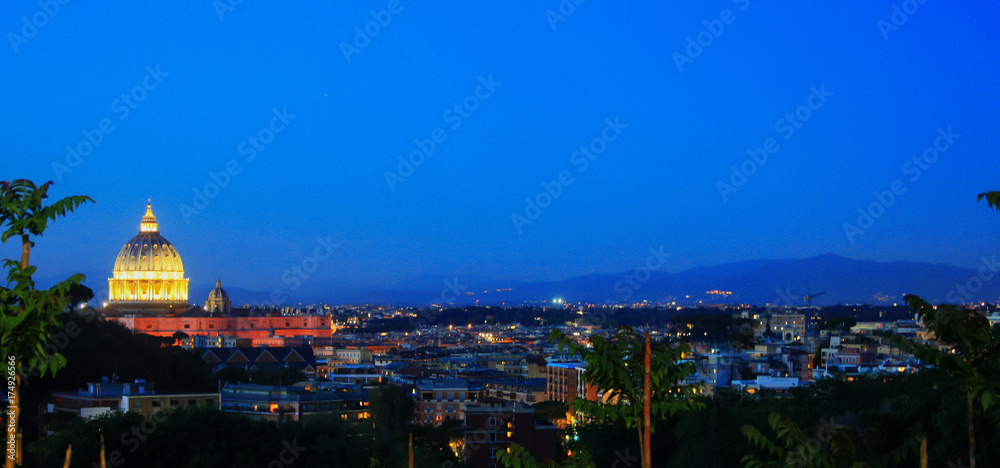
1,179 -> 92,468
741,413 -> 869,468
977,191 -> 1000,212
895,294 -> 1000,468
1,179 -> 92,377
741,411 -> 922,468
897,295 -> 1000,411
550,325 -> 703,467
497,443 -> 594,468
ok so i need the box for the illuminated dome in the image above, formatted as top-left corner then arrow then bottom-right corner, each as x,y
108,202 -> 190,310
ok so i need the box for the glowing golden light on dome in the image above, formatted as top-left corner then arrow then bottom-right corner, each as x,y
139,202 -> 159,233
108,202 -> 190,305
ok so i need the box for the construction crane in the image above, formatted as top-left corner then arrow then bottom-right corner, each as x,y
804,288 -> 826,308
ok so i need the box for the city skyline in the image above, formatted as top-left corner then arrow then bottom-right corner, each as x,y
3,2 -> 999,294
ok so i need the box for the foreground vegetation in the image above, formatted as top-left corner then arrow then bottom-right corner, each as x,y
25,369 -> 1000,467
497,345 -> 999,468
27,388 -> 460,468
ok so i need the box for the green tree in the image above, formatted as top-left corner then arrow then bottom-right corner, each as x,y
741,412 -> 870,468
23,315 -> 214,396
550,325 -> 703,468
533,400 -> 568,422
497,443 -> 595,468
368,384 -> 415,467
63,283 -> 93,314
822,317 -> 856,333
893,192 -> 1000,468
0,179 -> 91,468
978,191 -> 1000,211
897,295 -> 1000,468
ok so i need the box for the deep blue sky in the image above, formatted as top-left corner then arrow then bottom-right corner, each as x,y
2,1 -> 998,298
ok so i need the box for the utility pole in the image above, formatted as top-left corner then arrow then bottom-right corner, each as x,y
408,430 -> 414,468
643,331 -> 652,468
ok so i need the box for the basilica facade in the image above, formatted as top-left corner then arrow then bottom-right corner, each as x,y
103,202 -> 332,344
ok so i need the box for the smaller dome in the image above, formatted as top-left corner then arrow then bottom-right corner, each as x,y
205,278 -> 232,315
208,279 -> 229,301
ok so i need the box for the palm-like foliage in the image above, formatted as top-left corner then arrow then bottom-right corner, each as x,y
741,413 -> 870,468
896,294 -> 1000,468
899,295 -> 1000,411
1,179 -> 92,468
1,265 -> 85,378
887,191 -> 1000,468
549,325 -> 703,467
497,443 -> 594,468
977,191 -> 1000,212
0,179 -> 92,377
550,326 -> 702,427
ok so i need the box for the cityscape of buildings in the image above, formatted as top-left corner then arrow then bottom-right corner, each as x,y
30,202 -> 999,466
4,1 -> 997,466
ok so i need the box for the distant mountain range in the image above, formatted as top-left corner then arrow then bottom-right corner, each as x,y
36,254 -> 1000,307
338,254 -> 999,307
